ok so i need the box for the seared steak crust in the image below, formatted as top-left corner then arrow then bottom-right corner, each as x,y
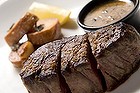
20,40 -> 62,93
61,34 -> 104,93
20,22 -> 140,93
88,22 -> 140,91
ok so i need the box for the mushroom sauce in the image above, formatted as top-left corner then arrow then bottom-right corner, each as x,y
84,0 -> 134,27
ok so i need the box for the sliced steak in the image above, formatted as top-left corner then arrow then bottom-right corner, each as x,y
61,34 -> 104,93
88,22 -> 140,91
20,22 -> 140,93
20,40 -> 71,93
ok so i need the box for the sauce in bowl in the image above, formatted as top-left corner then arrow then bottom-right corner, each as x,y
84,0 -> 134,27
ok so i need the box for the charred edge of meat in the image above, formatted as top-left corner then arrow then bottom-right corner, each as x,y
20,67 -> 42,81
87,39 -> 107,92
57,50 -> 72,93
89,22 -> 130,57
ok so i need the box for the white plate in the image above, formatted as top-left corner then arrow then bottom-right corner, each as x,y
0,0 -> 140,93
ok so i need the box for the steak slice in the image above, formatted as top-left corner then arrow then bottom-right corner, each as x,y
61,34 -> 104,93
88,22 -> 140,91
20,40 -> 71,93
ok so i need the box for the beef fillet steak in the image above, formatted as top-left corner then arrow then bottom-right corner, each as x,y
88,22 -> 140,91
20,22 -> 140,93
